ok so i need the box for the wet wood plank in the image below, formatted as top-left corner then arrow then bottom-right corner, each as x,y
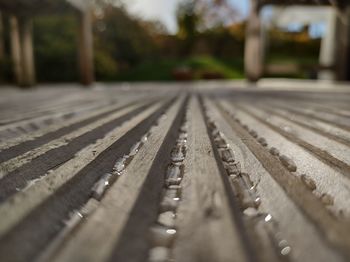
0,81 -> 349,262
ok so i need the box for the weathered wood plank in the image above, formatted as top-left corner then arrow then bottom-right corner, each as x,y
0,82 -> 349,262
49,97 -> 185,262
173,96 -> 250,262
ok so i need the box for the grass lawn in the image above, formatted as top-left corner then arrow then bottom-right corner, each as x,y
112,54 -> 319,82
265,54 -> 319,79
113,56 -> 244,82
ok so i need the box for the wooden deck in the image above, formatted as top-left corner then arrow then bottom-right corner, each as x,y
0,81 -> 349,262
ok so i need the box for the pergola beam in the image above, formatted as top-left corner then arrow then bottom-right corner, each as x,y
245,0 -> 350,82
259,0 -> 345,7
0,0 -> 72,16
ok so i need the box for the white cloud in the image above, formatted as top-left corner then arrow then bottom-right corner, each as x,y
122,0 -> 183,33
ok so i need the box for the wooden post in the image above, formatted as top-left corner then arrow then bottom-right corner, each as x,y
9,15 -> 23,85
244,0 -> 263,82
318,9 -> 337,81
344,5 -> 350,81
78,9 -> 94,86
331,6 -> 350,81
0,13 -> 4,83
10,15 -> 35,87
347,6 -> 350,81
0,13 -> 4,61
18,16 -> 35,87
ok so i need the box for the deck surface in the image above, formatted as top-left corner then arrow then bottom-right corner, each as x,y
0,81 -> 349,262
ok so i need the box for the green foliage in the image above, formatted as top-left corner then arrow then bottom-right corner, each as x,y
176,1 -> 199,55
177,1 -> 198,39
33,15 -> 79,82
94,49 -> 119,81
194,28 -> 244,58
0,56 -> 12,83
95,7 -> 157,65
31,5 -> 160,82
114,59 -> 179,81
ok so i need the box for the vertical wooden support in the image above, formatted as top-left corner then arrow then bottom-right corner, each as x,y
18,16 -> 35,87
9,15 -> 23,85
318,9 -> 337,81
0,13 -> 4,82
0,13 -> 4,61
78,10 -> 94,86
10,15 -> 35,87
244,0 -> 263,82
347,7 -> 350,81
332,6 -> 350,81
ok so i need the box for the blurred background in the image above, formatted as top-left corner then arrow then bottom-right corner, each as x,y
0,0 -> 348,86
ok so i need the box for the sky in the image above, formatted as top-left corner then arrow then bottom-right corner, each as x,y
123,0 -> 250,33
122,0 -> 325,37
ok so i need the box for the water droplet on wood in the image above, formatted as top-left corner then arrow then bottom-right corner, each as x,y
129,142 -> 141,157
241,172 -> 254,188
141,134 -> 148,143
211,128 -> 220,137
165,165 -> 182,186
91,173 -> 112,200
249,130 -> 258,138
300,174 -> 316,191
254,197 -> 261,207
180,123 -> 188,133
208,120 -> 217,129
160,197 -> 179,212
157,211 -> 176,228
224,162 -> 241,175
215,138 -> 229,149
149,225 -> 177,247
258,137 -> 268,147
281,246 -> 291,256
170,146 -> 185,163
113,157 -> 126,173
164,187 -> 181,200
81,198 -> 99,216
167,185 -> 182,190
65,211 -> 83,228
320,193 -> 334,206
178,132 -> 187,140
220,148 -> 235,163
148,247 -> 170,262
279,155 -> 297,172
240,190 -> 257,209
269,147 -> 280,156
176,139 -> 187,147
229,174 -> 239,181
278,239 -> 288,248
265,214 -> 272,222
243,207 -> 259,217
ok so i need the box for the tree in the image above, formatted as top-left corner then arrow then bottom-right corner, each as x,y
177,0 -> 239,33
176,0 -> 240,55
